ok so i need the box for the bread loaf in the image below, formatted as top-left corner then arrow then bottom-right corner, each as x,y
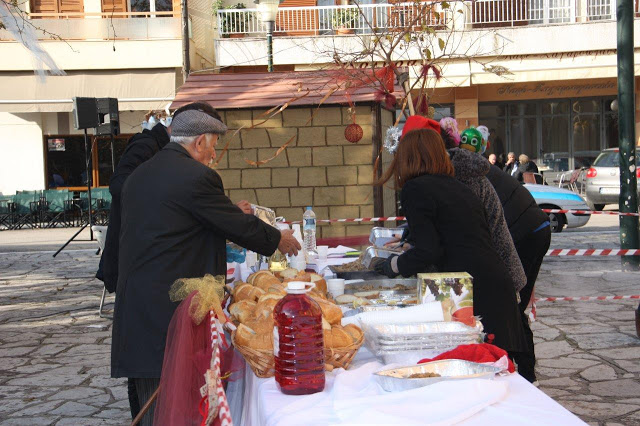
247,270 -> 274,285
323,325 -> 352,348
254,274 -> 283,291
244,316 -> 274,334
277,268 -> 299,280
315,298 -> 343,325
229,300 -> 256,323
309,273 -> 327,294
343,324 -> 363,344
255,298 -> 279,320
235,324 -> 273,350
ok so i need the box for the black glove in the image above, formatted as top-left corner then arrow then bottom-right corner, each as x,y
373,255 -> 399,278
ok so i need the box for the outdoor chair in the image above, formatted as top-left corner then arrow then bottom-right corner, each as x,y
0,194 -> 14,230
41,189 -> 73,228
558,168 -> 585,194
92,188 -> 112,225
79,191 -> 100,226
91,225 -> 112,319
9,191 -> 40,230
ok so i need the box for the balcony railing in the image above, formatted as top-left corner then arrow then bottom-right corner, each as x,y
0,12 -> 181,41
217,0 -> 639,37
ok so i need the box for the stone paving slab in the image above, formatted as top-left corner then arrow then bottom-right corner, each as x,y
0,226 -> 639,425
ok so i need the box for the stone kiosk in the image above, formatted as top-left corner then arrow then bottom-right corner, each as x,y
172,71 -> 398,240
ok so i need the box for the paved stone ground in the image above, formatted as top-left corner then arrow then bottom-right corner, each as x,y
0,214 -> 639,425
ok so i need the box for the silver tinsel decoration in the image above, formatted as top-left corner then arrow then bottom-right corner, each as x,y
384,126 -> 402,154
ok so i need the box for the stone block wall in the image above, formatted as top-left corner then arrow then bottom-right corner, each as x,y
215,105 -> 380,238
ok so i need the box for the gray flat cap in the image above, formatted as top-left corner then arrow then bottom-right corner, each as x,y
170,109 -> 228,137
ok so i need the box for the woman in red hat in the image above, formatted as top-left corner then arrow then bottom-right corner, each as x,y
373,128 -> 527,355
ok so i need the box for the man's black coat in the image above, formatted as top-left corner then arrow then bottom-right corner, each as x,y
111,143 -> 281,378
97,124 -> 170,293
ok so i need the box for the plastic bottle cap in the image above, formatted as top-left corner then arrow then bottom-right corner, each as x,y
306,206 -> 312,210
287,281 -> 306,290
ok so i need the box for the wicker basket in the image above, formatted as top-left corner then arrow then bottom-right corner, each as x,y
324,334 -> 365,370
231,331 -> 275,378
232,331 -> 365,377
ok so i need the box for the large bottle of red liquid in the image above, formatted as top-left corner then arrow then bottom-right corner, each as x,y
273,281 -> 325,395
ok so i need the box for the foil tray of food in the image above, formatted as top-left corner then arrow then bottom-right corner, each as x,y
374,360 -> 502,392
335,279 -> 418,307
369,227 -> 405,248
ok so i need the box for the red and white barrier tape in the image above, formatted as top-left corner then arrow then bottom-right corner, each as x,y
285,209 -> 640,225
546,248 -> 640,256
534,295 -> 640,303
542,209 -> 640,216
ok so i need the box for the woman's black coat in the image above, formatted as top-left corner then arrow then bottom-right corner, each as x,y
111,143 -> 281,378
396,174 -> 528,353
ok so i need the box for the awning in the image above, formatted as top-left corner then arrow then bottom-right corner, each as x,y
0,69 -> 179,113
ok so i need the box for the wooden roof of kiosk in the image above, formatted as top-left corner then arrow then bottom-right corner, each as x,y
171,70 -> 401,110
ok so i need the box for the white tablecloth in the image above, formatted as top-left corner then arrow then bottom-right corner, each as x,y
227,348 -> 585,426
225,253 -> 585,426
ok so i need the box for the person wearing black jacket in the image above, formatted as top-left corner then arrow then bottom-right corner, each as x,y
111,107 -> 300,424
373,129 -> 527,355
486,165 -> 551,383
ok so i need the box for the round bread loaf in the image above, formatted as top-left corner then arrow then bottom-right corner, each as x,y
323,325 -> 352,348
254,274 -> 283,291
309,273 -> 327,294
247,270 -> 274,285
343,324 -> 363,344
235,324 -> 273,350
229,300 -> 257,323
255,298 -> 279,320
315,298 -> 343,325
244,316 -> 274,334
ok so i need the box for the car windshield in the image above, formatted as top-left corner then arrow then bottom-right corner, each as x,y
593,151 -> 619,167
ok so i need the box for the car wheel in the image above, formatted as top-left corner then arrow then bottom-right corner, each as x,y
548,212 -> 565,233
593,204 -> 605,211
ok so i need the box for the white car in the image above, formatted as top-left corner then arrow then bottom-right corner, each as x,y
524,184 -> 591,233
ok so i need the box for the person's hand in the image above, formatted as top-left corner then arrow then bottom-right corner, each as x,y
236,200 -> 253,214
278,229 -> 301,256
372,255 -> 399,278
505,158 -> 513,165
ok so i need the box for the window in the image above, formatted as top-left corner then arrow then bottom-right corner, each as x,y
30,0 -> 84,17
45,134 -> 131,189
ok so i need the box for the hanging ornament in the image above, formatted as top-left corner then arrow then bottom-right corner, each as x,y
345,123 -> 363,143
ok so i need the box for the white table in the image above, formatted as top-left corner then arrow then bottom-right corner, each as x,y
225,253 -> 586,426
227,347 -> 585,426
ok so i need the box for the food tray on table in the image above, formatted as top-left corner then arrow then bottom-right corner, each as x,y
341,278 -> 418,307
374,360 -> 502,392
328,267 -> 386,281
369,227 -> 405,247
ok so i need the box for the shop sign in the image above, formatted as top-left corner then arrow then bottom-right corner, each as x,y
496,81 -> 616,98
47,138 -> 65,152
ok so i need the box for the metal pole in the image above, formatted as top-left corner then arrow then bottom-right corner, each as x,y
85,129 -> 94,241
181,0 -> 190,83
267,20 -> 274,72
616,0 -> 639,270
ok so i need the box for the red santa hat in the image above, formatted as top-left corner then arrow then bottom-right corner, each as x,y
401,115 -> 441,139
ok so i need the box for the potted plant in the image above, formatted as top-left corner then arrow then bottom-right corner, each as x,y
331,7 -> 359,35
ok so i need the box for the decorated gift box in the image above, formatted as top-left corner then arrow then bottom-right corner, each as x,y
417,273 -> 474,326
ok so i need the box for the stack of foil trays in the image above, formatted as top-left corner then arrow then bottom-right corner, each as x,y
360,321 -> 484,364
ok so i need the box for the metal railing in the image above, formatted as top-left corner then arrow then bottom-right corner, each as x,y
217,0 -> 638,37
0,12 -> 181,41
217,2 -> 448,37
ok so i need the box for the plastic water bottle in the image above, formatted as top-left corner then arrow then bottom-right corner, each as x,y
303,206 -> 317,262
274,281 -> 325,395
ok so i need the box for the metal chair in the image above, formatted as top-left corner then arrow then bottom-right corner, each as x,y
0,195 -> 14,230
92,225 -> 112,319
92,188 -> 112,225
558,168 -> 584,193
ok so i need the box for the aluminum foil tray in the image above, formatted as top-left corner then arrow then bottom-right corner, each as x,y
362,246 -> 403,268
374,360 -> 501,392
369,321 -> 482,337
341,278 -> 418,307
369,227 -> 405,248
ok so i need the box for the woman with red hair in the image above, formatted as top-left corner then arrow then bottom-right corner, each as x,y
374,128 -> 527,355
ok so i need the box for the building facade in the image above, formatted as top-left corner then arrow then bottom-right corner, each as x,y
0,0 -> 183,195
212,0 -> 640,176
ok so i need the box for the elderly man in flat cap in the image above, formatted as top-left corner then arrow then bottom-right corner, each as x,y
111,103 -> 300,424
